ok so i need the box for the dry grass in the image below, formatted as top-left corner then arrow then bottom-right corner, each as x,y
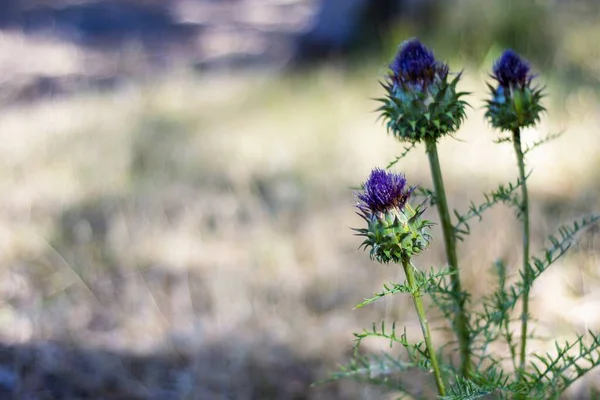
0,64 -> 599,399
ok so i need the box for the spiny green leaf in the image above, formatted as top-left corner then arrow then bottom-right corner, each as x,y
386,143 -> 418,169
453,175 -> 528,239
523,131 -> 565,155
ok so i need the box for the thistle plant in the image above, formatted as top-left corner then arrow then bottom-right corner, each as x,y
318,38 -> 600,399
354,168 -> 445,396
484,49 -> 545,386
378,38 -> 471,377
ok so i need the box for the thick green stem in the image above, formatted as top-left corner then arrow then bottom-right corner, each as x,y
425,139 -> 471,377
402,258 -> 446,396
513,128 -> 531,382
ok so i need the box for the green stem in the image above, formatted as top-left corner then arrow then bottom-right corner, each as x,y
513,128 -> 530,382
402,257 -> 446,396
425,139 -> 471,377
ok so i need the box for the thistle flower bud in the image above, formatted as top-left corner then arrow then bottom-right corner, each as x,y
485,50 -> 545,131
378,38 -> 468,143
354,169 -> 433,264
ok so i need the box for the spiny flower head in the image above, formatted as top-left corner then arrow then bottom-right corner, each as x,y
357,169 -> 413,214
378,38 -> 467,143
389,39 -> 447,89
492,49 -> 533,89
485,49 -> 545,131
354,169 -> 432,264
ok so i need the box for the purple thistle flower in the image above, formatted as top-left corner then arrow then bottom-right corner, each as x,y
357,169 -> 414,214
485,49 -> 544,131
389,38 -> 448,89
380,38 -> 466,142
391,39 -> 435,78
492,49 -> 533,88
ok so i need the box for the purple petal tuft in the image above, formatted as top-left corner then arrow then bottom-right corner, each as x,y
390,39 -> 436,78
389,38 -> 448,90
492,49 -> 532,88
357,169 -> 414,214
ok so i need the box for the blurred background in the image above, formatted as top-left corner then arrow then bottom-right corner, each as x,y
0,0 -> 600,399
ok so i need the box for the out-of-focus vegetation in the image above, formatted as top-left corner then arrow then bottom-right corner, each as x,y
0,0 -> 599,399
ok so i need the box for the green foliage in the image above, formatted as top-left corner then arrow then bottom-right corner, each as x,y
453,176 -> 527,240
524,331 -> 600,398
441,368 -> 519,400
314,352 -> 429,400
355,267 -> 456,309
522,131 -> 564,155
316,322 -> 438,398
415,187 -> 437,207
493,131 -> 565,156
353,321 -> 430,365
441,378 -> 497,399
473,215 -> 600,334
317,352 -> 416,387
386,143 -> 418,169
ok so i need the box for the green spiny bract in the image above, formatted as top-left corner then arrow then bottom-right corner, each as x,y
355,203 -> 433,264
485,84 -> 545,131
485,49 -> 545,131
377,39 -> 468,143
355,169 -> 433,264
